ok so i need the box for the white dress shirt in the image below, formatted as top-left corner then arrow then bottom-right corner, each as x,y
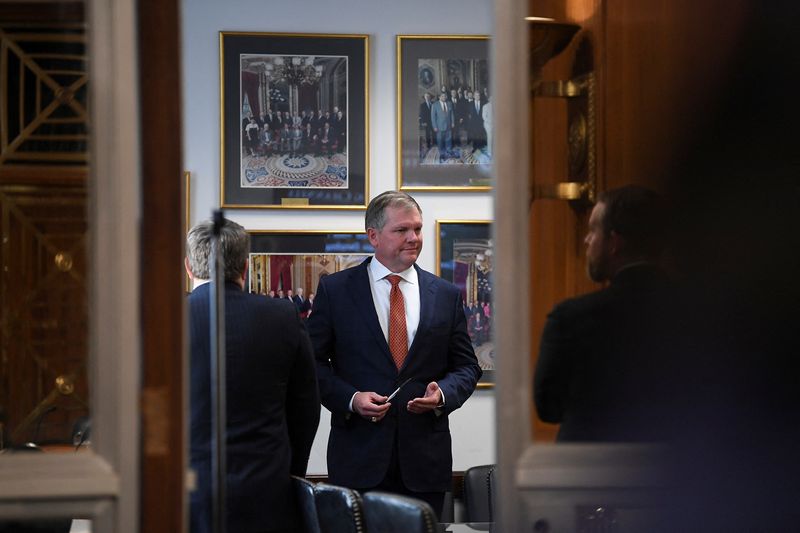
348,258 -> 446,411
367,257 -> 420,348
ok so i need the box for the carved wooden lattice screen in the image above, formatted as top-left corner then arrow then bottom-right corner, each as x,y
0,13 -> 89,448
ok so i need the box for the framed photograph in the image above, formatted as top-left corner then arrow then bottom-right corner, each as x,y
220,32 -> 369,210
246,231 -> 373,309
436,220 -> 494,387
397,35 -> 492,192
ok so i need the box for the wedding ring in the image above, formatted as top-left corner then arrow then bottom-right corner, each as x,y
370,416 -> 377,423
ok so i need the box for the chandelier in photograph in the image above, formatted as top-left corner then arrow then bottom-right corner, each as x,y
265,56 -> 323,85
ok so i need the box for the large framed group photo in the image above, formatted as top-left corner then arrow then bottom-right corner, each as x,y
397,35 -> 491,192
220,32 -> 369,210
246,231 -> 373,310
436,220 -> 494,386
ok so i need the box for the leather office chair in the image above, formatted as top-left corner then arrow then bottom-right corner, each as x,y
487,466 -> 497,522
463,464 -> 496,522
313,482 -> 366,533
362,491 -> 437,533
441,489 -> 454,522
292,476 -> 321,533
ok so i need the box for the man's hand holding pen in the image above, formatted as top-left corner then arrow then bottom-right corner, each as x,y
354,378 -> 413,422
353,391 -> 390,423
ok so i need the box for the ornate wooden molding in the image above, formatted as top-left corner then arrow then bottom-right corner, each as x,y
0,15 -> 88,180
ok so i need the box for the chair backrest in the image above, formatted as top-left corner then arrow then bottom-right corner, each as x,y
362,492 -> 437,533
313,483 -> 366,533
292,476 -> 321,533
463,464 -> 496,522
440,489 -> 454,523
487,465 -> 497,522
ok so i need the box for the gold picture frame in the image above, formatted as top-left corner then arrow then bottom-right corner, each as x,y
220,32 -> 370,210
435,219 -> 494,387
397,35 -> 492,192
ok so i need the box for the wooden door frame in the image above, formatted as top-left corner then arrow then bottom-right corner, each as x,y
137,0 -> 186,532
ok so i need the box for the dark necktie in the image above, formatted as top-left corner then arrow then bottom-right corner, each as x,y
386,275 -> 408,370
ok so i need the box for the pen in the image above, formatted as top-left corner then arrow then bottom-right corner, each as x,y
383,377 -> 413,403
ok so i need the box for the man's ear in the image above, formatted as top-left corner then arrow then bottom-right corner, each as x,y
367,227 -> 378,247
184,257 -> 195,279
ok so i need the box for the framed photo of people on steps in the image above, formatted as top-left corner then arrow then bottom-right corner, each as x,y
435,220 -> 494,387
396,35 -> 491,192
220,32 -> 369,209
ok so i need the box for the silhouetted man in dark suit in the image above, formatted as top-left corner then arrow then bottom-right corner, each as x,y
187,218 -> 320,533
273,111 -> 284,140
450,89 -> 467,146
467,91 -> 487,150
418,93 -> 435,151
312,110 -> 325,135
293,287 -> 311,318
333,109 -> 347,152
534,186 -> 675,442
264,109 -> 276,132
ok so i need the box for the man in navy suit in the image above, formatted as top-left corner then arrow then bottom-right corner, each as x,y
186,218 -> 320,533
307,191 -> 482,518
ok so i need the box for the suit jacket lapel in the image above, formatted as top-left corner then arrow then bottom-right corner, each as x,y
407,266 -> 436,359
347,259 -> 393,362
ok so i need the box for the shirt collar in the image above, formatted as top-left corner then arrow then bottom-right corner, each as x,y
369,257 -> 418,285
192,278 -> 210,290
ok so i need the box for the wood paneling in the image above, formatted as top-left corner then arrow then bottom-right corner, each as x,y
527,0 -> 750,440
528,0 -> 599,442
138,0 -> 185,531
0,8 -> 88,183
0,4 -> 89,448
603,0 -> 749,190
0,2 -> 83,24
0,184 -> 88,446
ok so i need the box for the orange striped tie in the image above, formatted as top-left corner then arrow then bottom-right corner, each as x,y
386,275 -> 408,370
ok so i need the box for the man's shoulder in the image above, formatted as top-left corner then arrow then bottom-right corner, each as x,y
188,283 -> 206,299
551,286 -> 614,317
417,266 -> 460,294
241,290 -> 296,315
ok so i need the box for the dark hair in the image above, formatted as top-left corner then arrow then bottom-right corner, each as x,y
597,185 -> 667,258
186,218 -> 250,282
365,191 -> 422,232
